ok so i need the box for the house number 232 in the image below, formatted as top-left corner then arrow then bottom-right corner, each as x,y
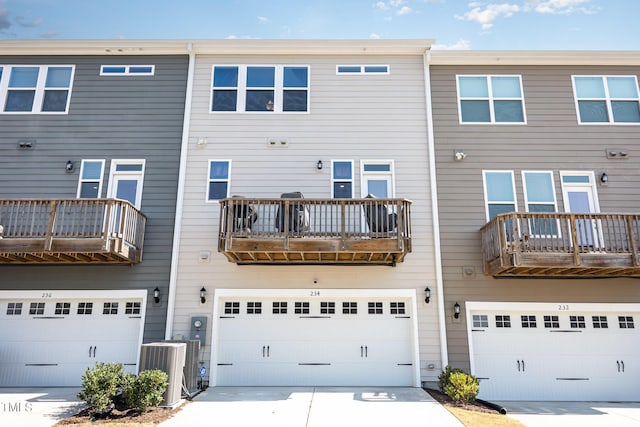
558,304 -> 569,311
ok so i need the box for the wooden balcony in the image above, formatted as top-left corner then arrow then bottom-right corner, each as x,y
218,197 -> 412,265
0,199 -> 146,264
481,212 -> 640,277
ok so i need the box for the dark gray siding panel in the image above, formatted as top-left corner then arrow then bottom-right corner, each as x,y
431,65 -> 640,370
0,55 -> 189,342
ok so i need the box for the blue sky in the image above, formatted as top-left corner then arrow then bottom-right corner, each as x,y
1,0 -> 638,50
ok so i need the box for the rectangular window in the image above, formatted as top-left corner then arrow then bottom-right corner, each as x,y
573,75 -> 640,124
522,171 -> 558,235
483,171 -> 517,220
6,302 -> 22,315
320,302 -> 335,314
342,302 -> 357,314
544,315 -> 560,328
125,302 -> 141,315
100,65 -> 155,76
495,315 -> 511,328
592,316 -> 608,328
29,302 -> 45,315
77,160 -> 105,198
390,302 -> 406,315
247,302 -> 262,314
521,315 -> 537,328
2,65 -> 74,113
273,301 -> 287,314
211,65 -> 309,113
207,160 -> 231,201
457,75 -> 525,123
472,314 -> 489,328
368,302 -> 383,315
336,65 -> 389,75
224,302 -> 240,315
294,302 -> 310,314
54,302 -> 70,315
103,302 -> 118,315
77,302 -> 93,315
619,316 -> 635,328
332,160 -> 353,198
570,315 -> 586,328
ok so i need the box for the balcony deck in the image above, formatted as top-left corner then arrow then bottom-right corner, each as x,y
0,199 -> 146,264
218,197 -> 412,266
481,212 -> 640,277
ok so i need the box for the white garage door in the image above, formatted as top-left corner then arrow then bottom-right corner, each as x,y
0,290 -> 146,387
213,290 -> 419,387
468,302 -> 640,401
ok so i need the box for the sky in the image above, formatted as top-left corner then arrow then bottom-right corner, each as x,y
0,0 -> 639,50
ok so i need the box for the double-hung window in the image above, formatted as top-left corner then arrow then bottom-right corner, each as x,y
522,171 -> 558,235
77,160 -> 105,198
457,75 -> 525,123
207,160 -> 231,201
1,65 -> 74,113
331,160 -> 353,198
482,171 -> 517,221
211,65 -> 309,113
573,75 -> 640,124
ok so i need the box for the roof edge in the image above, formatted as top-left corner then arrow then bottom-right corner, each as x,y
429,50 -> 640,66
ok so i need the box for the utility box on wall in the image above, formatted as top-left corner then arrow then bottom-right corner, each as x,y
190,316 -> 207,345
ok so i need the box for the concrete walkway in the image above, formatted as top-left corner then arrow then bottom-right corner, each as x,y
160,387 -> 464,427
498,401 -> 640,427
0,387 -> 84,427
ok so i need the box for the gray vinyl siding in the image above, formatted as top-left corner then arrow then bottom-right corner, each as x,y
431,64 -> 640,370
0,55 -> 188,342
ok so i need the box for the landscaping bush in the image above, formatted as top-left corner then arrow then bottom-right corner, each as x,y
121,370 -> 169,412
438,365 -> 466,393
77,362 -> 124,413
443,371 -> 480,404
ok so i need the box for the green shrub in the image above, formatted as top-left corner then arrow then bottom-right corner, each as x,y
443,371 -> 480,404
121,370 -> 169,412
77,362 -> 124,413
438,365 -> 466,393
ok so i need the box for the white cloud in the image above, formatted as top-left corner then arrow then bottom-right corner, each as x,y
390,0 -> 406,5
375,0 -> 411,16
374,1 -> 389,10
369,33 -> 381,39
226,35 -> 238,39
257,16 -> 269,23
397,6 -> 412,15
431,39 -> 472,50
456,3 -> 520,30
525,0 -> 593,14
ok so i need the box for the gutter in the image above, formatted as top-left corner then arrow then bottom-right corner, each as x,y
165,43 -> 195,340
423,50 -> 449,369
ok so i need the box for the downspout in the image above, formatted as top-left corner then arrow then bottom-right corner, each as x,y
423,50 -> 449,369
165,43 -> 195,340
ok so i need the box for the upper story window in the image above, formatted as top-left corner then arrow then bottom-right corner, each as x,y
211,65 -> 309,113
457,75 -> 525,124
332,160 -> 353,198
77,160 -> 106,198
207,160 -> 231,201
573,75 -> 640,124
0,65 -> 74,114
100,65 -> 155,76
336,65 -> 389,75
522,171 -> 558,235
482,171 -> 517,221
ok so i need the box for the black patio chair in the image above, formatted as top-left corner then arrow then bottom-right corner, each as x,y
275,192 -> 310,233
364,194 -> 397,233
231,196 -> 258,233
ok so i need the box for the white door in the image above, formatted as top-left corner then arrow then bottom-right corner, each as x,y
0,291 -> 146,387
561,172 -> 601,247
107,161 -> 145,209
468,302 -> 640,401
361,161 -> 394,198
214,292 -> 417,386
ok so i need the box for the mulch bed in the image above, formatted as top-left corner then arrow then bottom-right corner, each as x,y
424,388 -> 501,414
56,402 -> 189,425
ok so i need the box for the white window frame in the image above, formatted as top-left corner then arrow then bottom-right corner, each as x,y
0,64 -> 75,114
572,75 -> 640,125
482,170 -> 517,222
206,159 -> 232,203
211,65 -> 309,114
76,159 -> 106,199
359,160 -> 396,198
336,65 -> 390,75
456,74 -> 527,125
331,159 -> 354,198
522,170 -> 559,238
100,65 -> 155,76
559,171 -> 600,213
106,159 -> 146,209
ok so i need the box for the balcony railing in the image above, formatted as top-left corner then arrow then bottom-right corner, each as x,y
481,212 -> 640,277
218,197 -> 412,265
0,199 -> 146,264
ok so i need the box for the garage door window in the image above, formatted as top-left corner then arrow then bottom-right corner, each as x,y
273,302 -> 287,314
390,302 -> 405,315
225,302 -> 240,314
619,316 -> 635,328
6,302 -> 22,315
125,302 -> 141,315
544,315 -> 559,328
495,315 -> 511,328
343,302 -> 357,314
320,302 -> 335,314
55,302 -> 70,315
473,314 -> 488,328
29,302 -> 45,315
570,315 -> 586,328
103,302 -> 118,315
294,302 -> 310,314
521,315 -> 537,327
77,302 -> 93,314
247,302 -> 262,314
368,302 -> 383,314
592,316 -> 608,328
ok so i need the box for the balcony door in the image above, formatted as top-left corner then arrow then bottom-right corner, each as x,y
107,160 -> 145,209
360,161 -> 394,198
560,172 -> 601,247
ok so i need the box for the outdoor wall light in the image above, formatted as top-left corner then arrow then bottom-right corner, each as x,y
600,172 -> 609,184
424,287 -> 431,304
454,151 -> 466,161
200,287 -> 207,304
316,160 -> 323,170
153,287 -> 160,304
65,160 -> 74,173
454,302 -> 461,319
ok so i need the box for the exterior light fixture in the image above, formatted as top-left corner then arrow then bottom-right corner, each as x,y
316,160 -> 323,170
200,287 -> 207,304
424,287 -> 431,304
65,160 -> 74,172
454,151 -> 466,161
153,287 -> 160,304
600,172 -> 608,184
454,302 -> 461,319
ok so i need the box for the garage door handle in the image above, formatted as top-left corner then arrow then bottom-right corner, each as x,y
522,360 -> 525,372
267,346 -> 270,357
89,346 -> 93,357
517,360 -> 520,371
361,346 -> 363,357
365,346 -> 368,357
93,346 -> 97,357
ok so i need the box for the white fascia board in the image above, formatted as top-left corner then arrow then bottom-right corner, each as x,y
0,289 -> 147,299
466,301 -> 640,312
430,50 -> 640,66
213,288 -> 417,298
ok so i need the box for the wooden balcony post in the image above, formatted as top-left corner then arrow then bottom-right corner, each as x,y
340,201 -> 346,249
569,214 -> 581,266
44,200 -> 57,251
627,215 -> 639,266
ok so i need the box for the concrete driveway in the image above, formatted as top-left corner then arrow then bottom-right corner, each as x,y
0,387 -> 84,427
498,401 -> 640,427
159,387 -> 463,427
